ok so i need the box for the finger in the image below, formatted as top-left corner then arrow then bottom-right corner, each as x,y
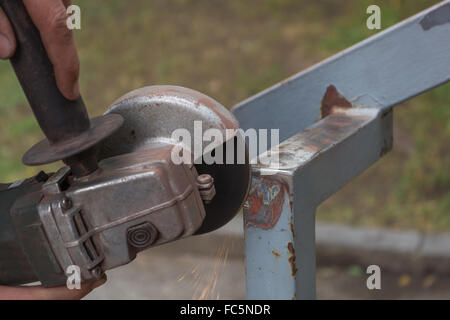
36,275 -> 107,300
0,276 -> 107,301
23,0 -> 80,100
0,7 -> 16,59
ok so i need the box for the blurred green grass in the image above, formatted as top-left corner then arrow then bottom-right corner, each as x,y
0,0 -> 448,231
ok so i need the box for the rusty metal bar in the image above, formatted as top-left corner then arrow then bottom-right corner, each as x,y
233,0 -> 450,149
244,108 -> 392,299
235,1 -> 449,300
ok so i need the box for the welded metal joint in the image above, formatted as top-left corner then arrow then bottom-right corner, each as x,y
243,106 -> 393,299
235,1 -> 450,300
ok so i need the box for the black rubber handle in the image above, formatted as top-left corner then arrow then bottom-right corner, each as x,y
0,0 -> 90,144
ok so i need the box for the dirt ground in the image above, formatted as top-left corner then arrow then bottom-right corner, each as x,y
85,233 -> 450,300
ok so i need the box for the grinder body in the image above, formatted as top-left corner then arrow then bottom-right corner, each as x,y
1,145 -> 207,287
0,87 -> 250,287
0,2 -> 250,287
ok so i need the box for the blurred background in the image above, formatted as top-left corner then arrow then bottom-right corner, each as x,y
1,0 -> 449,299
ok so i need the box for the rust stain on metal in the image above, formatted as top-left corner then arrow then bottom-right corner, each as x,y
301,111 -> 372,155
303,143 -> 318,151
272,250 -> 281,258
246,176 -> 289,230
290,216 -> 295,238
320,85 -> 352,118
287,242 -> 297,277
320,137 -> 333,144
328,120 -> 352,127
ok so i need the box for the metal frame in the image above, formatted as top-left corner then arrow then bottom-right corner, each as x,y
232,1 -> 450,299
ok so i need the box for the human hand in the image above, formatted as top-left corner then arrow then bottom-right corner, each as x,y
0,276 -> 106,300
0,0 -> 80,100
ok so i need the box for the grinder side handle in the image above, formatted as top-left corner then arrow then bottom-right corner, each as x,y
0,0 -> 90,144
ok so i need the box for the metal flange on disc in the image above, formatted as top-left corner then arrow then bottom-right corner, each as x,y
98,86 -> 251,234
23,114 -> 124,166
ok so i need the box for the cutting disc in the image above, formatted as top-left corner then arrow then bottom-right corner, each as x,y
98,86 -> 251,234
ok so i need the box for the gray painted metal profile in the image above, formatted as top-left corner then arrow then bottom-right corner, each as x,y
233,0 -> 450,147
244,108 -> 392,299
233,1 -> 450,300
